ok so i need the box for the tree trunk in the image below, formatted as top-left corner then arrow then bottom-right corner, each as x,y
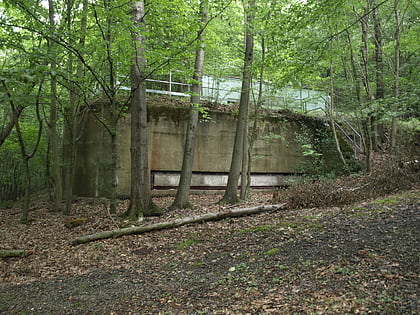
48,0 -> 62,211
0,94 -> 24,148
220,0 -> 255,204
0,249 -> 34,258
391,0 -> 401,149
19,154 -> 31,224
63,0 -> 88,215
171,0 -> 208,210
109,129 -> 118,213
105,0 -> 119,214
359,3 -> 374,170
72,203 -> 287,245
126,1 -> 159,220
328,50 -> 348,170
373,1 -> 385,145
373,2 -> 384,100
345,30 -> 362,104
240,125 -> 249,200
359,7 -> 373,101
246,35 -> 265,198
15,86 -> 43,224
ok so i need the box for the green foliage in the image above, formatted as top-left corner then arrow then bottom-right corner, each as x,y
174,239 -> 201,250
294,125 -> 357,179
0,120 -> 48,200
1,0 -> 418,204
264,248 -> 280,256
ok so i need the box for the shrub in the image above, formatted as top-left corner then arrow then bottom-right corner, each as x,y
274,159 -> 419,209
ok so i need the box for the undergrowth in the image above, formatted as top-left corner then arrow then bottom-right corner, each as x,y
274,158 -> 419,209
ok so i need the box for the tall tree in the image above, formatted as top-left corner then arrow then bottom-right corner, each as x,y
47,0 -> 63,211
126,0 -> 161,220
220,0 -> 255,204
62,0 -> 88,215
171,0 -> 208,209
390,0 -> 402,149
13,83 -> 44,223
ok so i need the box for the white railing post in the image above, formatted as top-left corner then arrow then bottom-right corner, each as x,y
169,70 -> 172,97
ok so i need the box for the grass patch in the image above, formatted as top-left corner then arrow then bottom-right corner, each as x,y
174,239 -> 201,250
264,248 -> 280,256
279,220 -> 324,231
372,197 -> 401,206
193,262 -> 205,268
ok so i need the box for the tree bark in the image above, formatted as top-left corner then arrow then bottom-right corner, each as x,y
15,85 -> 43,224
0,88 -> 24,148
358,2 -> 374,170
345,30 -> 362,104
63,0 -> 88,215
245,35 -> 266,199
359,4 -> 374,101
48,0 -> 62,211
390,0 -> 401,149
171,0 -> 208,209
126,1 -> 160,220
72,203 -> 287,245
0,249 -> 34,258
373,1 -> 385,145
220,0 -> 255,204
328,49 -> 348,170
373,2 -> 384,100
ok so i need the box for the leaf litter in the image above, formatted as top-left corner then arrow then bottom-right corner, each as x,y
0,189 -> 418,314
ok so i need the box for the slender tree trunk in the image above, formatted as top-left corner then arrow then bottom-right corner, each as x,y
345,30 -> 362,104
48,0 -> 62,211
391,0 -> 401,149
63,0 -> 88,215
245,36 -> 266,198
63,0 -> 74,215
0,96 -> 24,148
126,0 -> 160,220
16,120 -> 31,224
240,125 -> 249,200
359,3 -> 374,170
329,102 -> 348,169
15,85 -> 43,224
72,203 -> 287,245
373,3 -> 384,100
91,0 -> 120,212
109,128 -> 118,213
171,0 -> 208,210
105,0 -> 118,214
359,8 -> 373,101
328,46 -> 348,170
220,0 -> 255,204
373,1 -> 385,145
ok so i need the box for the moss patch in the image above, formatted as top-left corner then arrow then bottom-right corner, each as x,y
64,217 -> 89,229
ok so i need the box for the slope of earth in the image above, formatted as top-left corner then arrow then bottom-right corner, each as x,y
0,189 -> 419,314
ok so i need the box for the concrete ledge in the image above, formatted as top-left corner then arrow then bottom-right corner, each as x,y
152,172 -> 293,190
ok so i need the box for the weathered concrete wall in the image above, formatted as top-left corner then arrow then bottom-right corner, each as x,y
73,105 -> 326,197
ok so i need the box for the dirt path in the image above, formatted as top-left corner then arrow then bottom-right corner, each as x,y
1,190 -> 419,314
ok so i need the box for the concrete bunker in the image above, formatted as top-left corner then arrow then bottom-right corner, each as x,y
73,98 -> 345,197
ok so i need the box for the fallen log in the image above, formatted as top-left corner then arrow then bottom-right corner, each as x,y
0,249 -> 34,258
71,203 -> 287,245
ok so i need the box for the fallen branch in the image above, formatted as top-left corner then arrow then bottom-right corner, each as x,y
0,249 -> 34,258
71,203 -> 287,245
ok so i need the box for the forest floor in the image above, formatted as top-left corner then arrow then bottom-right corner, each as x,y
0,188 -> 419,314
